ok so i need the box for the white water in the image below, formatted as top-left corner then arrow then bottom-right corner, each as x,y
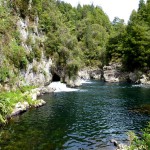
48,82 -> 79,92
132,84 -> 150,88
81,80 -> 93,84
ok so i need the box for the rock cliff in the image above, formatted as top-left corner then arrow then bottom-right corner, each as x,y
103,63 -> 150,84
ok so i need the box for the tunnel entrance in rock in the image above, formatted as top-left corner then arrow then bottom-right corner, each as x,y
52,73 -> 60,82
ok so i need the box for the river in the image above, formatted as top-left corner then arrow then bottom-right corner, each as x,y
0,81 -> 150,149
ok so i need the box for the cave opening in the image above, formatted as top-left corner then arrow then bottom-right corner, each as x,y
52,73 -> 60,82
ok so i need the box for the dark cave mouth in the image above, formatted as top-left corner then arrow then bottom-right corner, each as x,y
52,73 -> 60,82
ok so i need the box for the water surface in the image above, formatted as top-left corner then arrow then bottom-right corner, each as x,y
0,81 -> 150,149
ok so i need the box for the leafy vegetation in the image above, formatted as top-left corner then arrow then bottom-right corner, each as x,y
127,123 -> 150,150
0,86 -> 35,124
106,0 -> 150,71
0,0 -> 111,86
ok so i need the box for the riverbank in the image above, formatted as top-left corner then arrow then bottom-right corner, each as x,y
0,86 -> 52,125
1,64 -> 150,125
0,80 -> 85,125
0,80 -> 149,149
103,63 -> 150,84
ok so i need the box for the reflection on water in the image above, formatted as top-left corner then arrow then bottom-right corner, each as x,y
0,81 -> 150,149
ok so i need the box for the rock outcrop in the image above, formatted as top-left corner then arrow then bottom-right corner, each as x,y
17,17 -> 53,87
9,87 -> 53,118
103,63 -> 128,83
103,63 -> 150,85
110,139 -> 128,150
78,68 -> 103,80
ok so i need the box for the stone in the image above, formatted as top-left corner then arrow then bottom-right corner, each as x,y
103,64 -> 120,83
129,72 -> 138,83
34,99 -> 46,108
140,74 -> 148,84
90,70 -> 103,80
78,68 -> 103,80
11,101 -> 29,117
65,77 -> 82,87
110,139 -> 118,147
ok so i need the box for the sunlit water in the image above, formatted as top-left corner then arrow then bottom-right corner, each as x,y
0,81 -> 150,150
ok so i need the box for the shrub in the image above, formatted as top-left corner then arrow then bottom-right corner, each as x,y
128,123 -> 150,150
32,46 -> 42,61
6,40 -> 28,69
66,60 -> 80,79
0,67 -> 9,83
0,86 -> 35,124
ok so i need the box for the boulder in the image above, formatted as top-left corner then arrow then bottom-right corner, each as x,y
90,70 -> 103,80
78,68 -> 103,80
129,72 -> 139,83
65,77 -> 82,87
140,74 -> 148,84
103,63 -> 121,83
34,99 -> 46,108
11,101 -> 29,116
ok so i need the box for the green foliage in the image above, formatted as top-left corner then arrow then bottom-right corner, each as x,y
66,60 -> 80,79
106,0 -> 150,71
127,123 -> 150,150
106,17 -> 126,63
0,67 -> 9,83
0,86 -> 35,124
32,65 -> 38,73
32,46 -> 42,61
26,51 -> 34,63
12,0 -> 29,18
5,40 -> 28,69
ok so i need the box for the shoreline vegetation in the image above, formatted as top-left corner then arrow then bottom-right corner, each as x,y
0,82 -> 150,150
0,86 -> 46,125
0,0 -> 150,149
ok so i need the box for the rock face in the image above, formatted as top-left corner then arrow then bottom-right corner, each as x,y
139,74 -> 150,84
103,63 -> 126,83
16,16 -> 53,87
20,58 -> 53,87
103,63 -> 150,84
65,76 -> 82,87
78,68 -> 103,80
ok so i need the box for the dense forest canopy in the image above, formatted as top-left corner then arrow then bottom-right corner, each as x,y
106,0 -> 150,71
0,0 -> 111,84
0,0 -> 150,84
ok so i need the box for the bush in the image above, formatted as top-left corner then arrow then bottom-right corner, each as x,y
0,86 -> 35,124
128,123 -> 150,150
0,67 -> 9,83
66,60 -> 80,79
32,46 -> 42,61
6,40 -> 28,69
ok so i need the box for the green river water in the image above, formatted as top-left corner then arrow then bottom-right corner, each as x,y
0,81 -> 150,150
